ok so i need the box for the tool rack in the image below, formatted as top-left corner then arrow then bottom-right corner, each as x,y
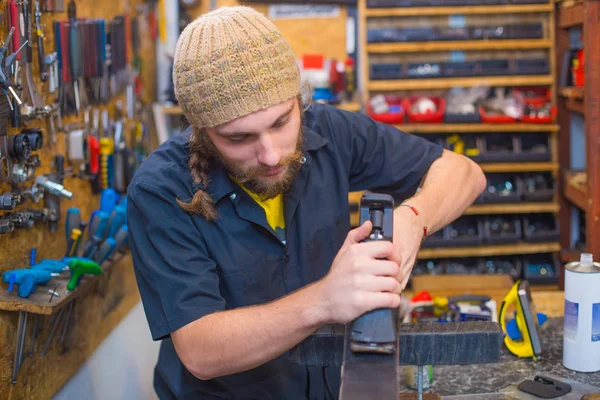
555,0 -> 600,271
0,252 -> 127,384
352,0 -> 561,286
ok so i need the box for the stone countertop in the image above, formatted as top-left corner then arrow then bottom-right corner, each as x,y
400,318 -> 600,397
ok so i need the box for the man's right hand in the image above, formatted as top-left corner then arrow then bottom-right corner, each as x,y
314,221 -> 402,325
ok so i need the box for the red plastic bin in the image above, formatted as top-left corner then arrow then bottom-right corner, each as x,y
520,106 -> 557,124
403,97 -> 445,124
367,95 -> 405,124
513,87 -> 550,106
479,107 -> 517,124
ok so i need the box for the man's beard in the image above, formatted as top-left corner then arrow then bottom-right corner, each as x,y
211,128 -> 304,201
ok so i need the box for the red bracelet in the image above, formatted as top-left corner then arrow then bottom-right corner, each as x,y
399,204 -> 428,238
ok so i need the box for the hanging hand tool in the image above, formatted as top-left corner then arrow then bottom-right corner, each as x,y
100,188 -> 119,213
34,1 -> 58,93
0,27 -> 25,106
106,204 -> 126,239
18,0 -> 46,115
34,1 -> 48,82
81,211 -> 109,258
65,207 -> 81,241
99,137 -> 114,190
66,258 -> 101,291
93,237 -> 115,265
65,207 -> 81,256
43,0 -> 65,12
65,228 -> 82,257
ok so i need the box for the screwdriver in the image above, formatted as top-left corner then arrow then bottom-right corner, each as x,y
65,207 -> 81,243
106,205 -> 126,240
93,237 -> 116,265
82,211 -> 109,258
100,188 -> 118,213
66,228 -> 82,257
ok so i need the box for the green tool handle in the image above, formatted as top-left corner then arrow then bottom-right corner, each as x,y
67,259 -> 101,290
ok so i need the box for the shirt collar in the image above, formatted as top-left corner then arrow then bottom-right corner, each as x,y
191,125 -> 329,204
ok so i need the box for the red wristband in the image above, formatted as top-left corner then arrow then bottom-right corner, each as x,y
400,203 -> 427,238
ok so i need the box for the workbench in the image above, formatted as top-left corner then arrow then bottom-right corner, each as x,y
406,318 -> 600,398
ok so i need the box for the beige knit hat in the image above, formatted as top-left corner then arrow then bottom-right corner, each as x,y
172,6 -> 301,129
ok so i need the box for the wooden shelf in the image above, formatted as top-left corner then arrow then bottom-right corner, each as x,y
560,87 -> 584,99
367,39 -> 552,54
365,4 -> 552,17
0,253 -> 124,315
480,162 -> 558,173
368,75 -> 553,91
558,1 -> 584,28
395,123 -> 559,133
464,202 -> 559,215
564,170 -> 588,210
418,242 -> 560,259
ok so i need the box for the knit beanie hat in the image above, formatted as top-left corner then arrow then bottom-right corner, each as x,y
172,6 -> 301,129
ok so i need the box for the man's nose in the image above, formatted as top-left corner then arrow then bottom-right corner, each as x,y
257,133 -> 281,167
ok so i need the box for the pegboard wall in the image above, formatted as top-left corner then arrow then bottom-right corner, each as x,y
0,0 -> 158,398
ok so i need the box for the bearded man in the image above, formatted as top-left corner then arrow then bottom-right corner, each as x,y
127,6 -> 486,400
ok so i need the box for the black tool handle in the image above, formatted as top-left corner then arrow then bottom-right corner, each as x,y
349,193 -> 397,353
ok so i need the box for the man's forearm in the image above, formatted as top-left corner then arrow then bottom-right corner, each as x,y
399,149 -> 486,234
172,281 -> 327,380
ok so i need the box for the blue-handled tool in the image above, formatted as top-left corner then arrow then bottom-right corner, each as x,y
106,205 -> 126,239
94,238 -> 116,265
82,211 -> 110,258
33,259 -> 68,273
3,269 -> 53,298
100,188 -> 118,213
87,211 -> 109,241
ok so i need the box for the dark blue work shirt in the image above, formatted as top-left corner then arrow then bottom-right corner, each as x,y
127,103 -> 443,400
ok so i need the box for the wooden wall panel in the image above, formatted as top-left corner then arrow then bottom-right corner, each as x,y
188,0 -> 349,60
0,0 -> 156,397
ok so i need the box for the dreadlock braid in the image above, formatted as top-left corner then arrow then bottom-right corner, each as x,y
176,126 -> 218,221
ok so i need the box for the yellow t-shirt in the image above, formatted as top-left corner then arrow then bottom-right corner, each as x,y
237,184 -> 286,243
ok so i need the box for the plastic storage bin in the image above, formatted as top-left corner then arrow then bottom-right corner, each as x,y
523,254 -> 559,284
522,172 -> 555,202
370,63 -> 404,80
479,134 -> 520,162
471,25 -> 509,40
479,256 -> 523,279
484,215 -> 522,245
444,216 -> 485,247
523,214 -> 560,243
367,95 -> 406,124
482,174 -> 523,204
479,106 -> 517,123
509,23 -> 543,39
406,63 -> 442,79
404,97 -> 446,123
445,258 -> 480,275
514,58 -> 550,75
480,59 -> 511,76
518,133 -> 552,162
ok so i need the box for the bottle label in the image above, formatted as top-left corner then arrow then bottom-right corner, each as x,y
593,303 -> 600,342
564,299 -> 579,340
